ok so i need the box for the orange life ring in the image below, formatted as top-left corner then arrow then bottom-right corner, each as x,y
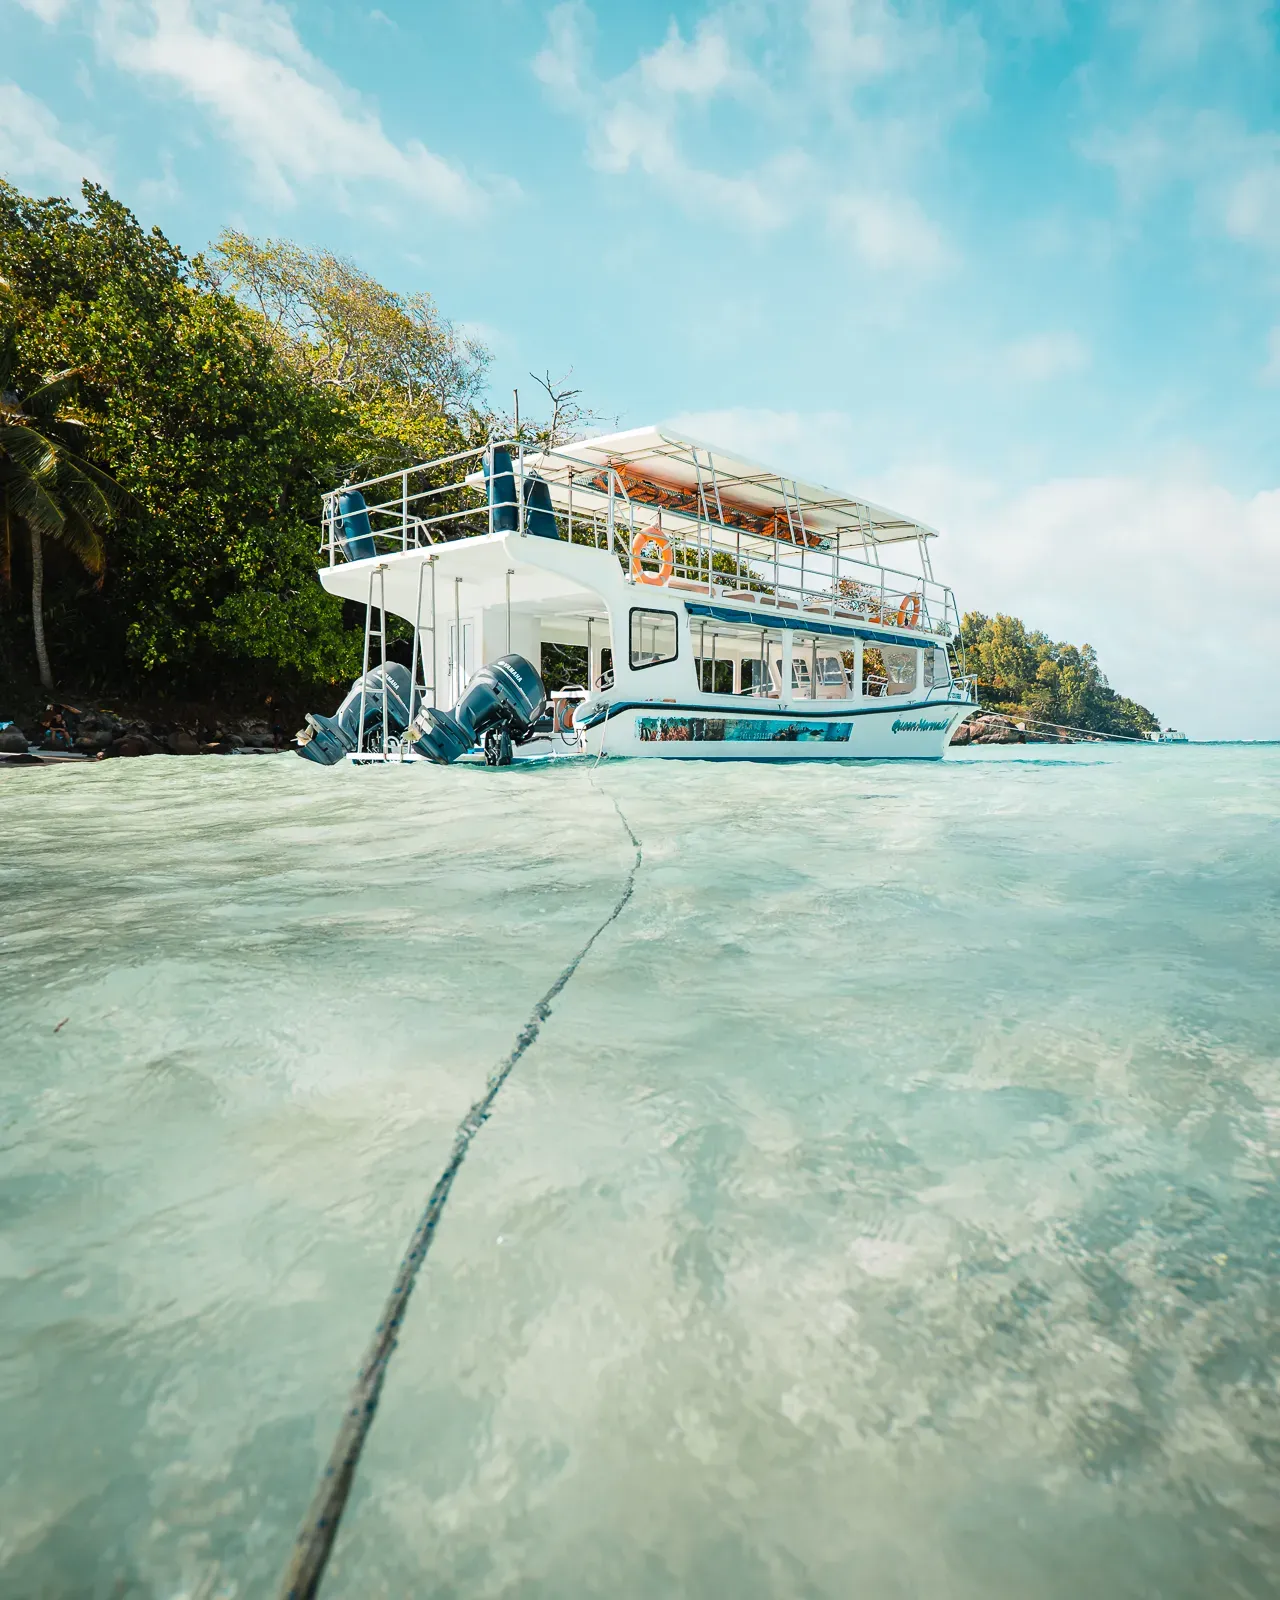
896,593 -> 922,628
631,527 -> 674,585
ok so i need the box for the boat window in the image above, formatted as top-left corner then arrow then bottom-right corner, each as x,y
740,656 -> 771,695
773,656 -> 812,693
816,655 -> 848,689
696,658 -> 734,694
881,644 -> 918,696
630,609 -> 678,670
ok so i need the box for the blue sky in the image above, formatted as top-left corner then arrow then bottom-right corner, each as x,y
4,0 -> 1279,736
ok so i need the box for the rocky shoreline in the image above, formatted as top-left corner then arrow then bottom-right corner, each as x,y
948,713 -> 1027,746
0,705 -> 285,759
949,711 -> 1132,745
0,704 -> 1107,763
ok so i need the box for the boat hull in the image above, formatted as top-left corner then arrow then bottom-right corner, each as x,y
572,698 -> 976,760
347,699 -> 975,764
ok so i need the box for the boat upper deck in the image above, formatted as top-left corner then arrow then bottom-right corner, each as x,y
318,428 -> 959,642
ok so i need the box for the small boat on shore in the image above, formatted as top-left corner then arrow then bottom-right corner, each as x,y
296,427 -> 978,766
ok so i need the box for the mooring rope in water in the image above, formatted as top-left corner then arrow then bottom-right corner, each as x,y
278,786 -> 641,1600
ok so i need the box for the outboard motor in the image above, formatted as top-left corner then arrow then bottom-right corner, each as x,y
410,654 -> 545,767
295,662 -> 413,764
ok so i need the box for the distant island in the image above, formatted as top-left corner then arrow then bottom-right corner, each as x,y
953,613 -> 1157,742
1,180 -> 1162,748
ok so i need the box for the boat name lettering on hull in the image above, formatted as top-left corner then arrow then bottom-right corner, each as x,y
891,718 -> 951,733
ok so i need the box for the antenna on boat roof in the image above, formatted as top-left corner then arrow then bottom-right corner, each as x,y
513,387 -> 520,441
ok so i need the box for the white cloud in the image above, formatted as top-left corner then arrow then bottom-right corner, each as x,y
12,0 -> 76,20
669,407 -> 1280,740
589,97 -> 798,229
805,0 -> 987,129
940,474 -> 1280,741
533,4 -> 791,232
532,0 -> 593,107
1084,111 -> 1280,256
806,0 -> 913,83
1079,118 -> 1175,208
95,0 -> 479,215
667,407 -> 857,476
1221,155 -> 1280,251
0,83 -> 106,190
1110,0 -> 1273,67
640,20 -> 738,100
1003,332 -> 1091,383
536,5 -> 961,261
534,4 -> 962,250
829,188 -> 951,271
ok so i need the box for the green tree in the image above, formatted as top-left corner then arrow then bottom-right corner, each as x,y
1,181 -> 362,695
960,610 -> 1159,737
206,231 -> 490,474
0,335 -> 128,691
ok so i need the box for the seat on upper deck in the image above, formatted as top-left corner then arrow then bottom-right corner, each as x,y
483,449 -> 560,539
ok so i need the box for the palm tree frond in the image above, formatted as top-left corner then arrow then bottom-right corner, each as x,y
56,503 -> 107,576
55,447 -> 134,515
5,469 -> 66,539
0,344 -> 131,685
0,422 -> 61,476
23,366 -> 92,421
50,459 -> 117,534
2,423 -> 132,518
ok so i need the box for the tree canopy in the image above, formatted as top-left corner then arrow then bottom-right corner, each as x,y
960,611 -> 1158,737
206,231 -> 490,473
0,180 -> 489,701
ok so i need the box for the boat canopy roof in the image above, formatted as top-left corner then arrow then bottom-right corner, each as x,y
523,425 -> 938,550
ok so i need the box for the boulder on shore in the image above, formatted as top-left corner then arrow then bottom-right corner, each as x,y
949,713 -> 1026,746
75,710 -> 124,754
5,704 -> 288,758
109,730 -> 165,758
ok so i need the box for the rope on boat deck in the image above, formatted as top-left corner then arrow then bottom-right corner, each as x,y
278,784 -> 641,1600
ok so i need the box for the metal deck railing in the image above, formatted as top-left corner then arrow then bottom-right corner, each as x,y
321,440 -> 963,643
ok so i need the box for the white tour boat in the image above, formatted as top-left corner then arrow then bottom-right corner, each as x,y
294,428 -> 978,766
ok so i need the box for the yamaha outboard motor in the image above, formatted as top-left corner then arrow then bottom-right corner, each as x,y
295,662 -> 413,764
410,654 -> 545,766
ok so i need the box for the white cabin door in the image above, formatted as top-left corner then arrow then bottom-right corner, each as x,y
448,620 -> 474,703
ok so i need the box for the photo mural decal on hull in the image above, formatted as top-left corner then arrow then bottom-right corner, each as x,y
637,717 -> 853,744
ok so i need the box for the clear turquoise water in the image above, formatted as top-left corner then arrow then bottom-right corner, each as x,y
1,746 -> 1277,1599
